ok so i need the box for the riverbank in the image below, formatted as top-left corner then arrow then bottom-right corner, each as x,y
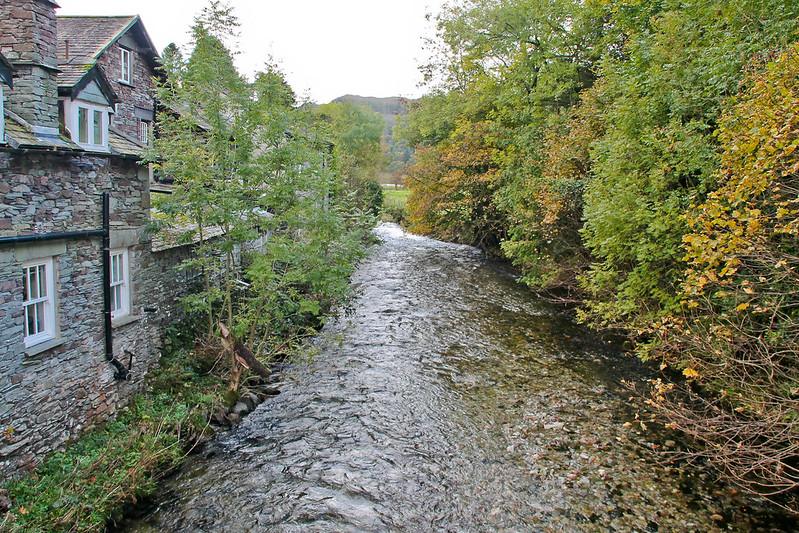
0,324 -> 245,532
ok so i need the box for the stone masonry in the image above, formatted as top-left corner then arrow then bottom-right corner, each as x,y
0,0 -> 60,130
98,38 -> 156,141
0,150 -> 195,477
0,1 -> 199,478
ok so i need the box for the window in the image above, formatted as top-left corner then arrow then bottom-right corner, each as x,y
22,258 -> 56,348
110,249 -> 130,319
120,48 -> 132,84
93,110 -> 103,145
78,106 -> 88,143
139,120 -> 150,145
73,103 -> 107,149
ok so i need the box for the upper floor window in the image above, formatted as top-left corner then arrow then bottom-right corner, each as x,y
120,48 -> 132,84
23,258 -> 56,348
140,120 -> 150,145
110,248 -> 130,319
73,103 -> 108,150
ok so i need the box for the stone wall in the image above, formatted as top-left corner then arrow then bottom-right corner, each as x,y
0,0 -> 60,130
0,149 -> 193,477
97,39 -> 156,142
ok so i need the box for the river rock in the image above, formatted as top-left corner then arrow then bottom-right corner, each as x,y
259,385 -> 281,396
211,407 -> 228,426
240,392 -> 259,411
0,488 -> 10,513
232,401 -> 250,416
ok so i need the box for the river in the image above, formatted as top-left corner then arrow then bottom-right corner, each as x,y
125,223 -> 792,532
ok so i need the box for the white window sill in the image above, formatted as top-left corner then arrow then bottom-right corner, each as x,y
25,337 -> 65,358
77,144 -> 110,152
112,314 -> 140,329
118,80 -> 134,87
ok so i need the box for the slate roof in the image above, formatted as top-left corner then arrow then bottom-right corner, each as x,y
2,110 -> 144,158
56,15 -> 159,90
2,111 -> 79,150
108,127 -> 146,157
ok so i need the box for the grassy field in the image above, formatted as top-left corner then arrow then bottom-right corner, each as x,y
383,188 -> 410,209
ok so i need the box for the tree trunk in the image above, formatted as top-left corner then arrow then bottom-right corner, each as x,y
219,323 -> 271,387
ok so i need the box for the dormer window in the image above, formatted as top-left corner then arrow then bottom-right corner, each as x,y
120,48 -> 132,84
64,99 -> 109,150
78,107 -> 103,145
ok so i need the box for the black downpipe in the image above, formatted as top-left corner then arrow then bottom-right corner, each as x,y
0,192 -> 130,380
101,192 -> 130,381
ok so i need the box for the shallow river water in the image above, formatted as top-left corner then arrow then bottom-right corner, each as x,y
126,224 -> 793,532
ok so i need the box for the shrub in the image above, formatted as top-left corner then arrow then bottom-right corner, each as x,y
645,44 -> 799,509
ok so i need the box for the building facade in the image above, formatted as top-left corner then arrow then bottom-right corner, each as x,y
0,0 -> 191,477
57,15 -> 159,145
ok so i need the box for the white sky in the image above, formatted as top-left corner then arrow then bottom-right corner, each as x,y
57,0 -> 445,103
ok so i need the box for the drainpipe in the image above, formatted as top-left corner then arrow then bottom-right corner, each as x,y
101,192 -> 130,380
0,192 -> 130,380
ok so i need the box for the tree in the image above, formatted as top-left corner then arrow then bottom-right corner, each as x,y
149,2 -> 374,389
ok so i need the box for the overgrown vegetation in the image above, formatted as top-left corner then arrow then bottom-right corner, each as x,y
149,2 -> 375,389
399,0 -> 799,510
1,326 -> 220,532
314,100 -> 386,217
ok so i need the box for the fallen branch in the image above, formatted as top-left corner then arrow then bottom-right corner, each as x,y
219,323 -> 271,381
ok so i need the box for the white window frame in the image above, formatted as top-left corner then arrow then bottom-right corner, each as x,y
120,48 -> 132,84
63,99 -> 110,151
139,119 -> 150,145
110,248 -> 131,320
22,257 -> 56,348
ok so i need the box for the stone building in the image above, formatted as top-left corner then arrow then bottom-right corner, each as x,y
0,0 -> 192,477
57,15 -> 160,145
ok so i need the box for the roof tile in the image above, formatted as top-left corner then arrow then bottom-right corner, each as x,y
56,16 -> 136,88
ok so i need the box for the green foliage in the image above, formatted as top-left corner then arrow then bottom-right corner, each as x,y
315,101 -> 385,183
1,328 -> 220,533
352,179 -> 383,217
403,0 -> 799,507
148,2 -> 374,370
644,45 -> 799,500
580,0 -> 799,329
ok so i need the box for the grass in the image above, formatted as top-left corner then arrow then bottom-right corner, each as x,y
383,188 -> 410,209
0,325 -> 227,533
381,188 -> 410,225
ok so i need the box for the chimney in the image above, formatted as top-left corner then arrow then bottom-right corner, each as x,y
0,0 -> 61,135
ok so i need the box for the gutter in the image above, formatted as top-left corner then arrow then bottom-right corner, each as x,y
0,192 -> 131,380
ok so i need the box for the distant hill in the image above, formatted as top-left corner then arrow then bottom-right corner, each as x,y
332,95 -> 415,184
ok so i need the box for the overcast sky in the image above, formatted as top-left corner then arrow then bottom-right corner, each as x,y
57,0 -> 445,103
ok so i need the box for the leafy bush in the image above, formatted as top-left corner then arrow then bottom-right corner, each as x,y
645,44 -> 799,507
353,179 -> 383,217
580,0 -> 799,329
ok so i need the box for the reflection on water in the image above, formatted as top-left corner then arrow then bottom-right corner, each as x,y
125,223 -> 792,532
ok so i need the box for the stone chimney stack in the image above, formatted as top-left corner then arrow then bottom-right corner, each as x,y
0,0 -> 60,135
